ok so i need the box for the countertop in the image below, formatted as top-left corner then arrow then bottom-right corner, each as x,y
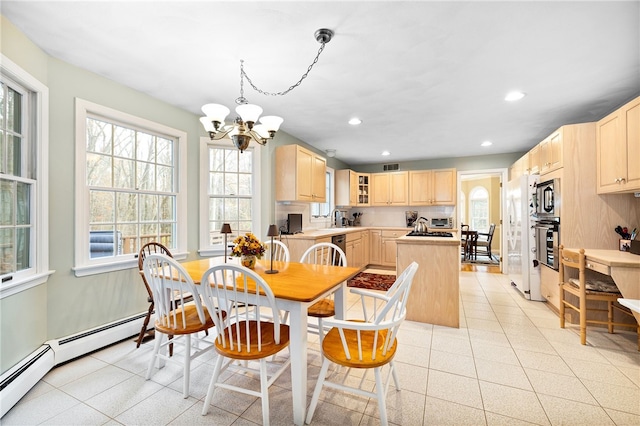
397,234 -> 460,246
564,248 -> 640,268
280,226 -> 456,239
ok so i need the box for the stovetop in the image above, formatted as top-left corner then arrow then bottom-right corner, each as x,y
406,231 -> 454,237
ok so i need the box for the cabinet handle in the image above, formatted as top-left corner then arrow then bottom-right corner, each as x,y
620,178 -> 626,183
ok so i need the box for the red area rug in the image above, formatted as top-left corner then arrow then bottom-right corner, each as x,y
347,272 -> 396,291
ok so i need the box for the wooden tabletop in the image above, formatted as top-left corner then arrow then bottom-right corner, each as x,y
180,258 -> 362,303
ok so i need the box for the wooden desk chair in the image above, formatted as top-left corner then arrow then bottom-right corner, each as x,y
305,262 -> 419,426
559,246 -> 639,349
200,264 -> 290,426
298,242 -> 347,343
137,242 -> 174,349
475,223 -> 496,260
142,253 -> 215,398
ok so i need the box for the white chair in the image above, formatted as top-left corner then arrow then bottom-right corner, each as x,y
297,242 -> 347,343
142,253 -> 215,398
305,262 -> 419,426
200,264 -> 291,426
264,239 -> 290,262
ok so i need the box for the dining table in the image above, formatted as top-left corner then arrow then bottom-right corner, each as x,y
180,257 -> 362,425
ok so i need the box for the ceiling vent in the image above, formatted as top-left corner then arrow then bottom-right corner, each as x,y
383,163 -> 399,171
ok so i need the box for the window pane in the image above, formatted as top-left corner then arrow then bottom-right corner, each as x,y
238,198 -> 251,220
209,172 -> 224,195
136,133 -> 154,162
156,165 -> 172,192
7,87 -> 22,133
141,223 -> 158,240
0,228 -> 14,273
0,179 -> 14,226
116,192 -> 137,222
86,118 -> 112,154
225,198 -> 238,220
225,173 -> 238,195
156,137 -> 173,165
225,149 -> 237,172
113,125 -> 135,158
0,85 -> 4,129
238,174 -> 252,196
209,147 -> 224,172
0,131 -> 4,174
209,197 -> 223,221
119,224 -> 137,255
113,158 -> 135,189
137,161 -> 155,190
159,195 -> 174,221
140,194 -> 158,222
86,153 -> 112,187
8,134 -> 22,176
238,150 -> 252,173
89,190 -> 114,223
159,223 -> 174,247
15,227 -> 30,271
16,181 -> 30,225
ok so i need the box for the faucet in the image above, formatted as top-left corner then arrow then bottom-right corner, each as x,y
329,208 -> 341,228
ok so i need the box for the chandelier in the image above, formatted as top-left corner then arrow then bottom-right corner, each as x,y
200,28 -> 334,152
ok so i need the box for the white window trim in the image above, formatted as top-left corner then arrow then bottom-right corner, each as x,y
310,167 -> 334,222
198,137 -> 262,257
0,54 -> 53,299
73,99 -> 187,277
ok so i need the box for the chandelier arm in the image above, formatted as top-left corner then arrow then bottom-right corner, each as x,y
248,130 -> 269,145
210,127 -> 235,141
241,42 -> 328,97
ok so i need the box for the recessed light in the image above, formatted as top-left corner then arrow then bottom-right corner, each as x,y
481,141 -> 493,147
348,118 -> 362,125
381,150 -> 390,156
505,91 -> 526,101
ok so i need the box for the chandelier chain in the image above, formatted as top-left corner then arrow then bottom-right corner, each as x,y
240,42 -> 327,97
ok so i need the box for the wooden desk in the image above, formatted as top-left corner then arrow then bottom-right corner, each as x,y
181,257 -> 361,425
566,249 -> 640,323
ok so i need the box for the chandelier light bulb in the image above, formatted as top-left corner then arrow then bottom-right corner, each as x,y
201,103 -> 230,124
236,104 -> 263,124
259,115 -> 284,132
199,117 -> 215,132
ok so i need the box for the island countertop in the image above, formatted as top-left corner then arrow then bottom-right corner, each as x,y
396,235 -> 460,246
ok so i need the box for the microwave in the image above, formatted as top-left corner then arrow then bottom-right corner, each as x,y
536,178 -> 560,218
430,217 -> 453,228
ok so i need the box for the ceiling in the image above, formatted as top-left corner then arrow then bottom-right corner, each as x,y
2,1 -> 639,166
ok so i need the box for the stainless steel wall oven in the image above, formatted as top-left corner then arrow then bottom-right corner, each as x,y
535,218 -> 560,270
536,178 -> 560,218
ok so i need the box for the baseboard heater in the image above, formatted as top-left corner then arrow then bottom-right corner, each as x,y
0,312 -> 148,418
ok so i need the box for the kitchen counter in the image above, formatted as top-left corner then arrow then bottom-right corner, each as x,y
397,234 -> 461,246
280,226 -> 410,239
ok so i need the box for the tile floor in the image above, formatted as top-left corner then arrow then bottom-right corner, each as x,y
3,270 -> 640,425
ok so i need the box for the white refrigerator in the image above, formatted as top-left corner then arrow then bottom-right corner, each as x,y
507,174 -> 544,301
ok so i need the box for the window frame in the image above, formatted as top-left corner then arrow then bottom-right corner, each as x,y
310,167 -> 334,221
198,137 -> 263,257
73,99 -> 187,277
0,54 -> 52,299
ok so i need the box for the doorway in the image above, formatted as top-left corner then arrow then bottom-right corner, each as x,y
457,169 -> 507,272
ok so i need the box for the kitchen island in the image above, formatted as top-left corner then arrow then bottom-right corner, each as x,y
396,234 -> 461,327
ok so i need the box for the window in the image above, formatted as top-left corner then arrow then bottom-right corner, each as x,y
470,186 -> 489,232
1,55 -> 50,298
311,169 -> 333,218
74,99 -> 187,276
199,139 -> 262,256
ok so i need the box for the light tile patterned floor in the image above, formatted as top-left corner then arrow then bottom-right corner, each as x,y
3,270 -> 639,425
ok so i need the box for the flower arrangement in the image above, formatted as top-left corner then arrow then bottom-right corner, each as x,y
231,232 -> 266,259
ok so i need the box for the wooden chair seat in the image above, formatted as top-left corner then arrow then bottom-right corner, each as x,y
154,304 -> 215,335
215,320 -> 290,360
322,322 -> 397,369
308,299 -> 335,318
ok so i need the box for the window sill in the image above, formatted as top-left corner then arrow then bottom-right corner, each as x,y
72,252 -> 188,277
0,271 -> 55,299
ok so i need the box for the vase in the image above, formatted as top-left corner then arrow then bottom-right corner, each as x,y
241,254 -> 257,269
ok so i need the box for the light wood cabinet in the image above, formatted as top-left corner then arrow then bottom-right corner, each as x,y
540,129 -> 563,175
509,153 -> 528,181
369,230 -> 381,265
596,96 -> 640,194
371,172 -> 408,206
381,230 -> 403,267
335,170 -> 370,207
540,266 -> 559,312
528,145 -> 540,175
409,169 -> 456,206
275,144 -> 326,202
346,231 -> 364,268
361,230 -> 370,266
283,236 -> 331,263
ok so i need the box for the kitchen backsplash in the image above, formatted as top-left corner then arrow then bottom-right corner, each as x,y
275,203 -> 456,231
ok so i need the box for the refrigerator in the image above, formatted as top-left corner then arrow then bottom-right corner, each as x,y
507,174 -> 544,301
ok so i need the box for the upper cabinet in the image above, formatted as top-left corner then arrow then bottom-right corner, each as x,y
275,144 -> 326,202
540,128 -> 563,175
371,171 -> 408,206
409,169 -> 456,206
335,170 -> 370,207
528,145 -> 540,175
596,96 -> 640,194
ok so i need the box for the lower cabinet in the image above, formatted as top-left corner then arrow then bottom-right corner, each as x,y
346,232 -> 364,268
540,266 -> 559,312
370,230 -> 382,265
381,230 -> 403,267
282,236 -> 331,262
